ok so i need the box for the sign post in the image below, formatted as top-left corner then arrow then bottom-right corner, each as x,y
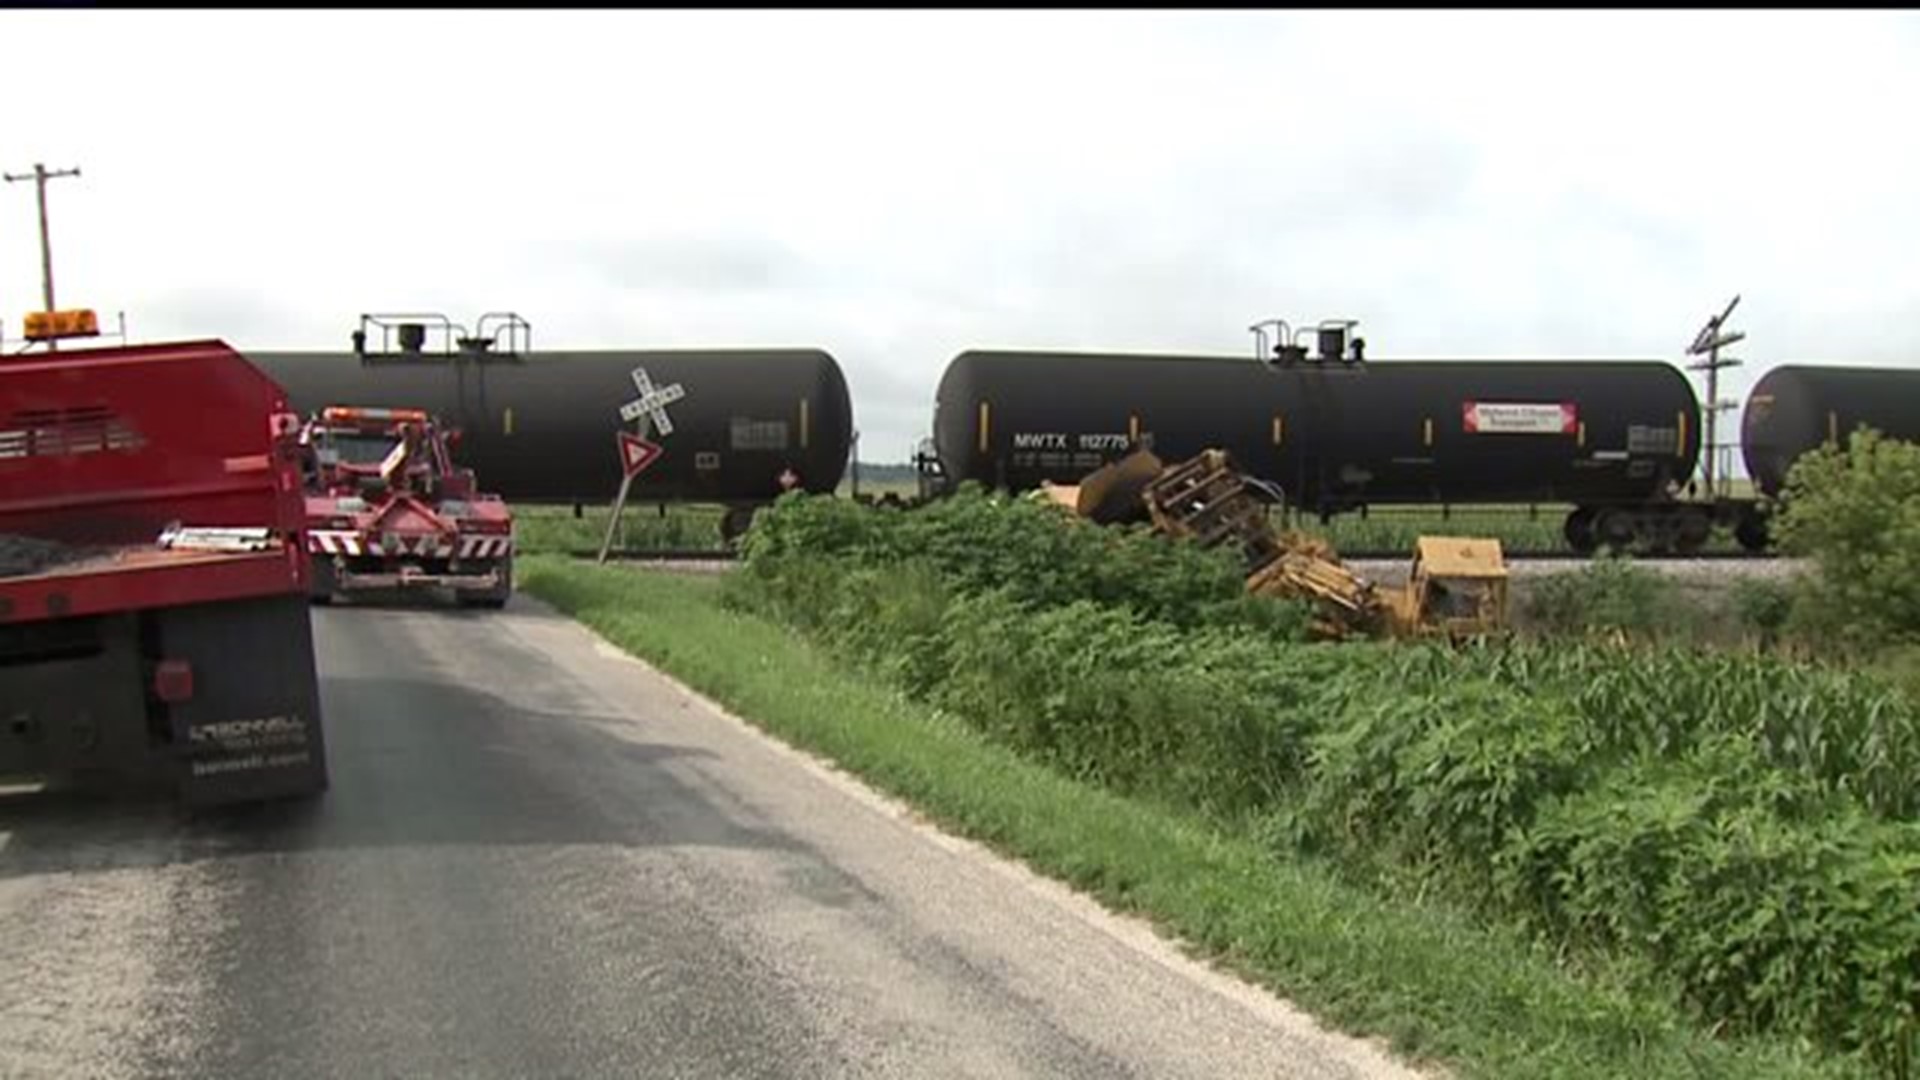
598,367 -> 684,563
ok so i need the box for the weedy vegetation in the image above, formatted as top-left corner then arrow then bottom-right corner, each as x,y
525,555 -> 1858,1080
713,485 -> 1920,1077
524,432 -> 1920,1079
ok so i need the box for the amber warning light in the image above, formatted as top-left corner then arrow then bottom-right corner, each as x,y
24,308 -> 100,341
322,406 -> 429,424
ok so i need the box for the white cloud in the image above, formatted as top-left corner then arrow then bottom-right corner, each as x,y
2,10 -> 1917,466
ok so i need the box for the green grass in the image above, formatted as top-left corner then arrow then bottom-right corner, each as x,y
514,502 -> 728,554
1287,504 -> 1750,556
509,467 -> 923,556
519,554 -> 1856,1080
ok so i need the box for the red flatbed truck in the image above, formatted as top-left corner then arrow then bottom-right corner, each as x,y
0,335 -> 330,805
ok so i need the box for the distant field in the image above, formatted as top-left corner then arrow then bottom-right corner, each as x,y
840,477 -> 923,498
843,461 -> 921,485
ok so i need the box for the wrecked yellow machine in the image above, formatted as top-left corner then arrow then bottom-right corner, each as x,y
1040,448 -> 1509,641
1381,536 -> 1511,641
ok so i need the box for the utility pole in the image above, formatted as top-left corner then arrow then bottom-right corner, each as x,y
1686,295 -> 1745,500
4,162 -> 81,351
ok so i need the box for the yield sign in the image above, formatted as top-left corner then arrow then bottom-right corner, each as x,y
618,431 -> 664,478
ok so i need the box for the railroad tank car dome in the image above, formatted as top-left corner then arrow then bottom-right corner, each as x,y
1742,363 -> 1920,497
246,347 -> 855,505
934,349 -> 1701,512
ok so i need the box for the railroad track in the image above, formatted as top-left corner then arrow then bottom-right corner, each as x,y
571,547 -> 1783,565
1484,549 -> 1776,563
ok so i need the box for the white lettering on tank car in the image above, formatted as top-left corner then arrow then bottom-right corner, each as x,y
1011,432 -> 1070,450
1010,432 -> 1133,451
1461,401 -> 1578,435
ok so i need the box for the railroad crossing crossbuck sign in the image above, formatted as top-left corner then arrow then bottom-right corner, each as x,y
619,366 -> 685,437
600,365 -> 690,564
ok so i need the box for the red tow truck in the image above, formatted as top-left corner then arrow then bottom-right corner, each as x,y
0,329 -> 331,805
298,405 -> 515,608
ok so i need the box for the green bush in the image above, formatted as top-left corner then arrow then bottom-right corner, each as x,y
1392,642 -> 1920,820
1520,556 -> 1692,640
1777,428 -> 1920,648
727,554 -> 1325,817
1732,577 -> 1799,646
1509,749 -> 1920,1064
740,487 -> 1312,641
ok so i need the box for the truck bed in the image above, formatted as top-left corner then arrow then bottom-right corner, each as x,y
0,533 -> 104,578
0,535 -> 301,624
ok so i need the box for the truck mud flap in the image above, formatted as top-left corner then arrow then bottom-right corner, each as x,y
161,593 -> 331,805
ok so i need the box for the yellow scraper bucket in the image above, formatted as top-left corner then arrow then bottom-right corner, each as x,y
1071,448 -> 1166,524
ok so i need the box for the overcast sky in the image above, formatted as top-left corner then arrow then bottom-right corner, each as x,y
3,10 -> 1917,464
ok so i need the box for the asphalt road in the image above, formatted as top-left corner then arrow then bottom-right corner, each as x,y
0,596 -> 1421,1080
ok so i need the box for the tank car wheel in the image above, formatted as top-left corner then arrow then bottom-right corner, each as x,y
1637,513 -> 1679,557
1563,508 -> 1598,554
1734,513 -> 1771,553
720,506 -> 758,546
1672,508 -> 1712,556
1593,508 -> 1638,554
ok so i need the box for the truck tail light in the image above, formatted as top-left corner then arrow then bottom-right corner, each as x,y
153,660 -> 195,704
